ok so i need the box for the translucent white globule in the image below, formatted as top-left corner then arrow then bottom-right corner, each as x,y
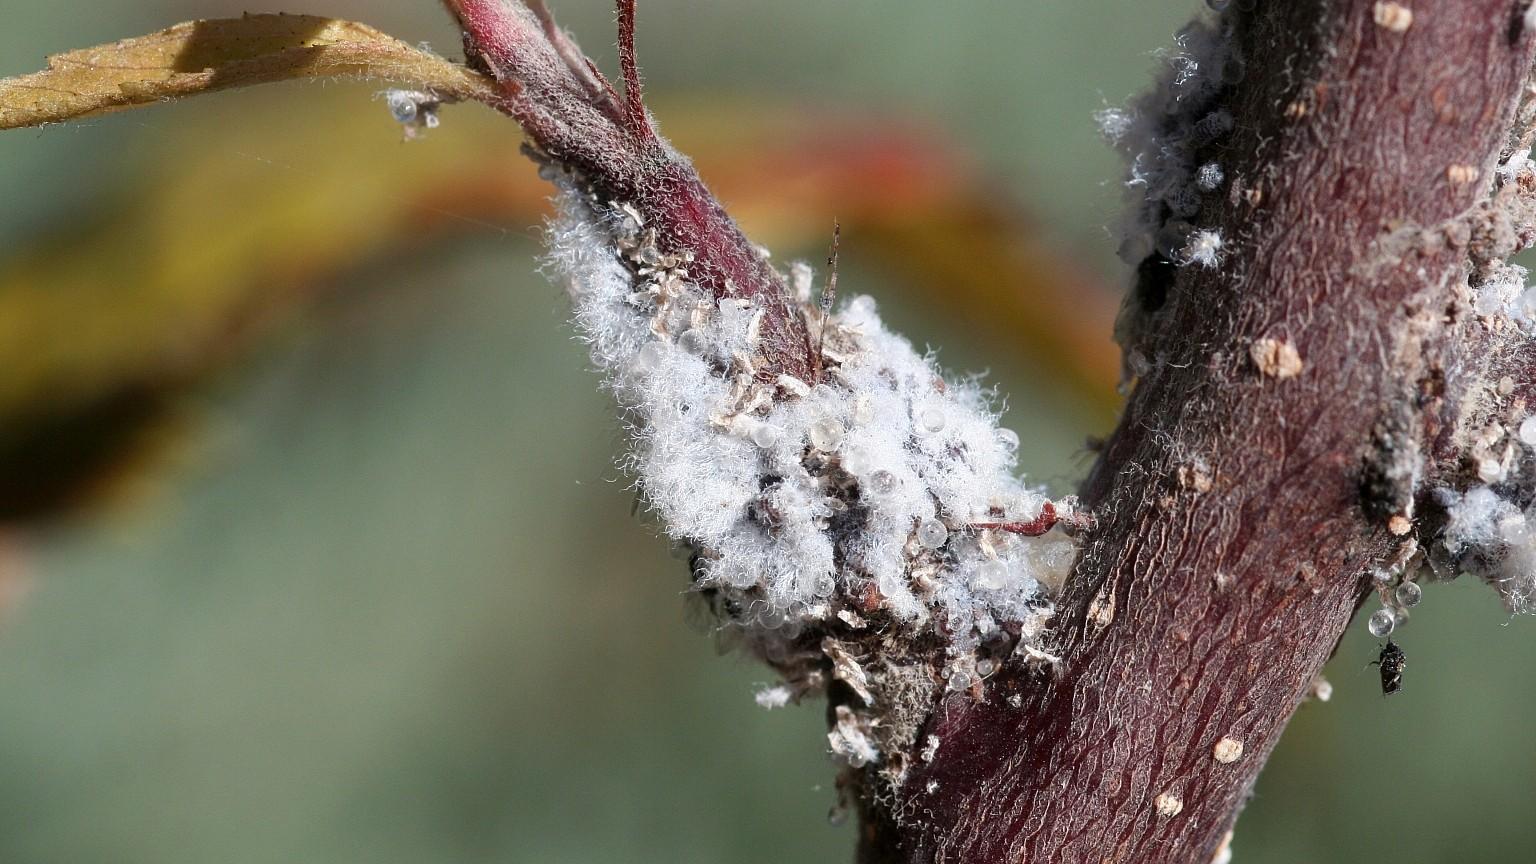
1367,608 -> 1395,638
917,518 -> 949,550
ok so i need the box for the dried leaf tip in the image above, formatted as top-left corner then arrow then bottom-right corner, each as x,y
0,15 -> 495,130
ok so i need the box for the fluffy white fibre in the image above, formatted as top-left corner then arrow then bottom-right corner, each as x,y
1096,17 -> 1237,267
1472,260 -> 1535,324
1442,487 -> 1521,554
542,177 -> 1071,660
1180,229 -> 1224,268
1441,485 -> 1536,613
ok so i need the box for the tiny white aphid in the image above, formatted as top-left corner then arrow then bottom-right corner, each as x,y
1195,162 -> 1224,192
382,89 -> 441,138
1180,229 -> 1224,268
1101,18 -> 1240,264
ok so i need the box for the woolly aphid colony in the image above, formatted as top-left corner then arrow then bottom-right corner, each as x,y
382,0 -> 1536,778
535,158 -> 1080,773
1090,8 -> 1536,637
518,4 -> 1536,774
1095,15 -> 1235,273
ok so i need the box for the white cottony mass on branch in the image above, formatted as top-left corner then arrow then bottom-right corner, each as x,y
11,0 -> 1536,858
542,163 -> 1080,767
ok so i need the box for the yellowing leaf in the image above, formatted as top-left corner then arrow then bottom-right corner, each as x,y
0,14 -> 498,130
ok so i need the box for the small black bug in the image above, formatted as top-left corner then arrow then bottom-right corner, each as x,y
1369,639 -> 1406,695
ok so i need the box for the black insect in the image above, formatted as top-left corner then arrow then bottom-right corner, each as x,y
1369,640 -> 1406,695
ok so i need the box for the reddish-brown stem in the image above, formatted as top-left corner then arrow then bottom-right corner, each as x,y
433,1 -> 1536,861
440,0 -> 813,380
615,0 -> 653,142
861,2 -> 1536,862
968,501 -> 1058,536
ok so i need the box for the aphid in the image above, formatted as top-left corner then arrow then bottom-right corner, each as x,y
1369,639 -> 1406,695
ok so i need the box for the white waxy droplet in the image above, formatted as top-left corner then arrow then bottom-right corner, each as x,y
919,407 -> 947,433
917,518 -> 949,549
972,559 -> 1008,591
869,470 -> 901,497
1026,534 -> 1077,594
1475,288 -> 1505,317
996,428 -> 1020,452
1520,415 -> 1536,447
1394,580 -> 1422,608
1392,608 -> 1409,629
633,341 -> 667,373
975,658 -> 997,676
809,418 -> 845,452
1478,457 -> 1504,483
1367,608 -> 1396,638
385,90 -> 418,123
751,422 -> 782,449
947,671 -> 973,692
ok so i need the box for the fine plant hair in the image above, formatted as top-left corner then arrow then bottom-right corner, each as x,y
5,1 -> 1536,862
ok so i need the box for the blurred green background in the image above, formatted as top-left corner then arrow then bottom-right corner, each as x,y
1,2 -> 1532,862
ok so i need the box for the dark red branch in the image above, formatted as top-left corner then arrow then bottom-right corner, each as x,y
969,501 -> 1059,536
435,2 -> 1536,861
863,2 -> 1536,862
615,0 -> 653,142
440,0 -> 813,380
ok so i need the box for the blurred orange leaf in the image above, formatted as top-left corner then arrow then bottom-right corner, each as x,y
0,14 -> 495,130
0,87 -> 1118,523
